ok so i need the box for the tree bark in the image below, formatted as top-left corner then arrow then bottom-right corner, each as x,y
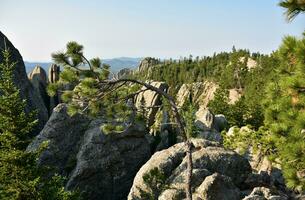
185,140 -> 193,200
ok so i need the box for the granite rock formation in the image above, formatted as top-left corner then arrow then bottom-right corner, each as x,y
28,104 -> 151,200
28,66 -> 50,115
137,57 -> 159,76
128,139 -> 252,200
48,64 -> 61,112
176,81 -> 219,108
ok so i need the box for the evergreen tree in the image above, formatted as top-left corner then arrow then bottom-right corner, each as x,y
279,0 -> 305,21
50,41 -> 196,200
264,35 -> 305,191
139,167 -> 169,199
0,49 -> 80,200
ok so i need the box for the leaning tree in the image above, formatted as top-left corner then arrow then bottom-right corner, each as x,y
48,41 -> 195,200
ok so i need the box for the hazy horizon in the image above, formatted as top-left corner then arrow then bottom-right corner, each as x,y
1,0 -> 305,62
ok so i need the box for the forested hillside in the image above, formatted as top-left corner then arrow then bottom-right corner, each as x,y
132,49 -> 277,128
134,50 -> 272,91
133,33 -> 305,191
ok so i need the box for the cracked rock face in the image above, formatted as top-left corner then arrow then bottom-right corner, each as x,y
27,104 -> 90,175
128,139 -> 252,200
176,81 -> 218,108
66,119 -> 151,200
28,104 -> 151,200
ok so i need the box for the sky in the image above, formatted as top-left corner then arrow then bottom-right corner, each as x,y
0,0 -> 304,62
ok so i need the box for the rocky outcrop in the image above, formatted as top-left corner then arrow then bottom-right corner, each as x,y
135,81 -> 168,126
195,107 -> 228,143
176,81 -> 241,107
48,64 -> 60,112
48,64 -> 60,83
242,187 -> 288,200
0,31 -> 48,133
27,104 -> 90,175
128,139 -> 252,200
239,57 -> 257,71
28,65 -> 48,83
28,66 -> 50,115
137,57 -> 159,75
176,81 -> 218,108
229,88 -> 243,104
117,68 -> 133,79
28,104 -> 151,200
66,120 -> 151,200
194,173 -> 241,200
28,64 -> 62,115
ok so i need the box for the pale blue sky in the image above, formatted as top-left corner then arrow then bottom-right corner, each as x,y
0,0 -> 304,61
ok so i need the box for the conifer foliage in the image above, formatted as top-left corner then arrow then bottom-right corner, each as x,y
264,35 -> 305,191
0,49 -> 80,200
279,0 -> 305,21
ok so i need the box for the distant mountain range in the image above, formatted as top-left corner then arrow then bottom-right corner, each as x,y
25,57 -> 142,74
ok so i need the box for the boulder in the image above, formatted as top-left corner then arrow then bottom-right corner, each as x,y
28,66 -> 50,115
195,108 -> 214,131
135,81 -> 168,126
244,171 -> 271,189
195,107 -> 228,132
176,81 -> 218,108
214,114 -> 228,132
194,173 -> 241,200
195,107 -> 228,143
28,104 -> 151,200
0,31 -> 48,133
128,138 -> 252,200
242,187 -> 288,200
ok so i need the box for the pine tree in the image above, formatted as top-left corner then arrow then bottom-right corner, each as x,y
50,41 -> 196,200
0,48 -> 80,200
264,35 -> 305,191
0,49 -> 37,149
279,0 -> 305,21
